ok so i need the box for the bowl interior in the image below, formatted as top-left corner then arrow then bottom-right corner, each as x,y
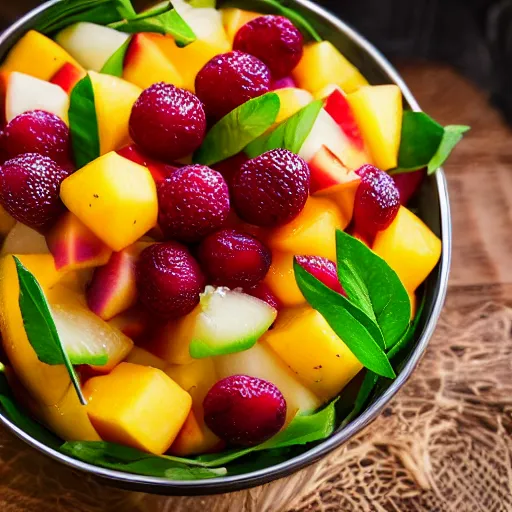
0,0 -> 450,495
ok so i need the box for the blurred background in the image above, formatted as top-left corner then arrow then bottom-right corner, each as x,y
1,0 -> 510,119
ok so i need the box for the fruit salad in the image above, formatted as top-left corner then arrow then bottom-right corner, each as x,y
0,0 -> 466,479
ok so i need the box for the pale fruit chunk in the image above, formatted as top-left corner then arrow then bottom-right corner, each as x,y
274,87 -> 313,124
124,346 -> 167,370
0,206 -> 16,237
216,342 -> 321,423
190,286 -> 277,359
56,23 -> 130,72
1,223 -> 49,255
4,72 -> 69,124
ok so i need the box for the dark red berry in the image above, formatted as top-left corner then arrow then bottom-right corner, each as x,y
195,51 -> 271,120
129,83 -> 206,162
232,149 -> 310,227
158,165 -> 230,243
203,374 -> 286,446
213,152 -> 249,191
245,282 -> 281,311
234,15 -> 304,79
295,255 -> 345,295
198,229 -> 271,288
392,169 -> 425,206
3,110 -> 72,166
0,153 -> 71,231
354,165 -> 400,238
136,242 -> 206,319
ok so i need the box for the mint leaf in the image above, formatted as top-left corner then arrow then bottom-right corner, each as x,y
188,0 -> 215,6
194,93 -> 281,166
294,262 -> 395,378
100,37 -> 131,77
110,7 -> 196,46
336,230 -> 410,349
69,74 -> 100,169
113,0 -> 136,18
245,99 -> 322,158
60,442 -> 226,479
13,257 -> 86,405
427,125 -> 470,175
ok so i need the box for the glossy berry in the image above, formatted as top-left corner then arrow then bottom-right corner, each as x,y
0,153 -> 71,231
129,83 -> 206,162
234,15 -> 304,79
198,229 -> 271,288
136,242 -> 206,319
354,164 -> 400,238
213,152 -> 249,191
3,110 -> 72,166
203,374 -> 286,446
295,255 -> 345,295
158,165 -> 230,243
232,149 -> 310,227
245,282 -> 281,311
195,51 -> 271,120
392,169 -> 425,206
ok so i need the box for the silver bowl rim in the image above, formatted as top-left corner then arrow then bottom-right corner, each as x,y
0,0 -> 452,495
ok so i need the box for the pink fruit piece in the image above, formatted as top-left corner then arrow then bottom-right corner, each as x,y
136,242 -> 206,319
203,374 -> 286,446
271,76 -> 297,90
46,211 -> 112,271
3,110 -> 72,166
295,255 -> 345,295
158,164 -> 230,243
0,153 -> 71,232
129,83 -> 206,162
354,164 -> 400,238
197,229 -> 271,289
392,169 -> 426,206
213,152 -> 249,191
232,148 -> 310,227
245,281 -> 281,311
234,15 -> 304,79
195,51 -> 271,120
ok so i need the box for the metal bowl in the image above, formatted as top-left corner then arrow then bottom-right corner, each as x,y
0,0 -> 451,496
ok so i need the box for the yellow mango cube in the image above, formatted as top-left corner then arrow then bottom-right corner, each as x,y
0,30 -> 82,81
347,85 -> 403,171
263,306 -> 363,401
274,88 -> 314,124
292,41 -> 368,95
264,251 -> 305,308
221,7 -> 261,43
88,71 -> 142,155
266,196 -> 347,261
373,206 -> 442,292
124,346 -> 168,370
60,152 -> 158,251
84,363 -> 192,454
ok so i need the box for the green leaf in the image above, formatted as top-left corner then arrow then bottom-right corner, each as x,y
69,74 -> 100,169
60,442 -> 226,479
100,37 -> 131,77
194,93 -> 281,166
245,99 -> 322,158
294,262 -> 395,379
13,257 -> 86,405
110,7 -> 196,46
336,230 -> 410,349
427,125 -> 470,175
113,0 -> 137,19
188,0 -> 215,6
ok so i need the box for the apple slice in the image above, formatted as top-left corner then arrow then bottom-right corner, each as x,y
1,222 -> 49,255
56,23 -> 130,73
190,286 -> 277,359
50,62 -> 86,94
4,72 -> 69,125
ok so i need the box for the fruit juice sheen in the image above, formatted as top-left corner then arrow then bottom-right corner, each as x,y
0,0 -> 448,477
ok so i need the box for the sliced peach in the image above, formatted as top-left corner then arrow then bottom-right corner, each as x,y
264,251 -> 305,308
50,62 -> 86,94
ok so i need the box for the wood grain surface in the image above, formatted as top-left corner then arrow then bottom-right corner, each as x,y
1,62 -> 511,511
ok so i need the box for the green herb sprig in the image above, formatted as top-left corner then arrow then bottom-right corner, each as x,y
100,37 -> 131,77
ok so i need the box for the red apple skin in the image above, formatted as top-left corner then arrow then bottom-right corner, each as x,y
392,169 -> 426,206
308,145 -> 355,194
50,63 -> 85,94
324,88 -> 365,151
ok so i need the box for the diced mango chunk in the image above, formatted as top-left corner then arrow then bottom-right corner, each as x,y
347,85 -> 403,171
292,41 -> 368,95
262,306 -> 363,401
274,87 -> 314,124
84,362 -> 192,454
264,251 -> 305,308
373,206 -> 442,292
60,152 -> 158,252
124,346 -> 168,370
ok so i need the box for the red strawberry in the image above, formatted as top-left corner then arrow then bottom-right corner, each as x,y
203,374 -> 286,446
232,149 -> 310,227
295,255 -> 345,295
198,229 -> 271,289
136,242 -> 206,319
195,51 -> 271,120
213,152 -> 249,191
234,15 -> 304,79
392,169 -> 426,206
129,83 -> 206,162
158,165 -> 230,243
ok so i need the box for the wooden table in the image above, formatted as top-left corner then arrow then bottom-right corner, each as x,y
1,63 -> 511,511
